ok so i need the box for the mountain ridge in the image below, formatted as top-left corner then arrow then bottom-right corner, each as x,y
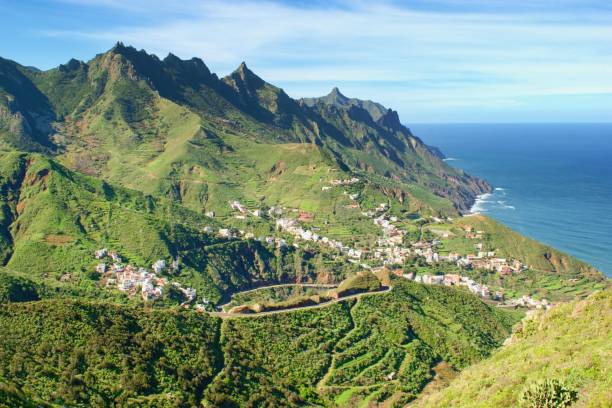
0,43 -> 490,214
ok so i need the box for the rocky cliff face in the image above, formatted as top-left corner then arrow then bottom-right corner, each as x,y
303,87 -> 491,211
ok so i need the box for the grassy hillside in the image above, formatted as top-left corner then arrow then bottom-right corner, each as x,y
437,215 -> 608,300
0,150 -> 604,306
0,151 -> 348,304
415,289 -> 612,408
0,57 -> 55,151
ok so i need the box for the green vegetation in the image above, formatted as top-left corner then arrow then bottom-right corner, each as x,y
206,301 -> 354,407
318,280 -> 521,406
0,272 -> 39,302
0,43 -> 608,407
0,280 -> 521,407
0,151 -> 350,305
452,215 -> 601,279
0,299 -> 221,406
223,284 -> 334,310
335,270 -> 382,297
415,289 -> 612,408
204,280 -> 519,407
430,215 -> 608,301
519,378 -> 578,408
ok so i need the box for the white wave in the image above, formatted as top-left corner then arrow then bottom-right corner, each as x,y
443,157 -> 459,161
469,188 -> 515,214
469,192 -> 493,214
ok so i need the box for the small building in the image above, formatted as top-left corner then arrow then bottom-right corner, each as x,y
229,200 -> 246,213
119,279 -> 134,291
298,211 -> 314,222
443,274 -> 461,285
431,275 -> 444,285
109,252 -> 122,263
403,272 -> 415,280
218,228 -> 233,238
152,259 -> 166,274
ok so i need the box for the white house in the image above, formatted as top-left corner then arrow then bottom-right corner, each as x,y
152,259 -> 166,274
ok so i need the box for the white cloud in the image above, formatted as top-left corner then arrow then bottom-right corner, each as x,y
42,0 -> 612,121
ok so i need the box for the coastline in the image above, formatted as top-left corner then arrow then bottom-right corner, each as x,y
415,123 -> 612,276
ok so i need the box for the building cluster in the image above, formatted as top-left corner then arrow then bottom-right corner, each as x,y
507,295 -> 550,309
273,199 -> 526,277
406,272 -> 501,299
401,271 -> 549,309
229,200 -> 264,220
407,237 -> 526,274
275,218 -> 361,258
329,177 -> 360,186
94,249 -> 196,304
373,215 -> 404,246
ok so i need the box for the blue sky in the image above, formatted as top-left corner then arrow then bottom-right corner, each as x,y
1,0 -> 612,123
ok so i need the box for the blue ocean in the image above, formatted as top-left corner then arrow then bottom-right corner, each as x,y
410,123 -> 612,276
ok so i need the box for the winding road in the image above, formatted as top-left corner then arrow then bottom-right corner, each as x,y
211,285 -> 393,319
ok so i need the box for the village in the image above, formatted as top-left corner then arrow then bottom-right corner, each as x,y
212,180 -> 549,310
399,270 -> 550,309
90,188 -> 549,311
93,248 -> 204,307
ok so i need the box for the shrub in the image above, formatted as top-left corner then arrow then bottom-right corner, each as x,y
519,378 -> 578,408
0,274 -> 39,303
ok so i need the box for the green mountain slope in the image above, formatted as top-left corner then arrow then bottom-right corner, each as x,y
0,151 -> 346,304
0,43 -> 490,217
0,280 -> 520,407
428,215 -> 608,301
0,58 -> 55,151
414,288 -> 612,408
302,87 -> 491,211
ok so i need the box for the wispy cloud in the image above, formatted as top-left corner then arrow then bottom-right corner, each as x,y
38,0 -> 612,121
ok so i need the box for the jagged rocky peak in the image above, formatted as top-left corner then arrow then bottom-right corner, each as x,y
329,86 -> 347,99
230,61 -> 264,86
109,41 -> 138,57
162,52 -> 212,77
163,52 -> 182,64
327,87 -> 350,105
377,108 -> 402,130
58,58 -> 87,72
302,88 -> 388,121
